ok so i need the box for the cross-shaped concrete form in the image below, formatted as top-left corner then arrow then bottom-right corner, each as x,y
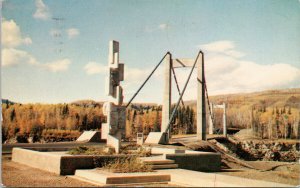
145,52 -> 206,144
102,40 -> 126,153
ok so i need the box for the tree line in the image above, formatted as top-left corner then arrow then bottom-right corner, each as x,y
2,102 -> 103,143
2,100 -> 299,143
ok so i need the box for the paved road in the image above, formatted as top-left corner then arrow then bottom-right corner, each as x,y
2,142 -> 105,154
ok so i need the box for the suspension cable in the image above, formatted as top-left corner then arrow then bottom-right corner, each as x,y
171,64 -> 197,132
126,52 -> 170,108
164,51 -> 202,133
171,65 -> 184,106
203,66 -> 219,135
204,77 -> 215,126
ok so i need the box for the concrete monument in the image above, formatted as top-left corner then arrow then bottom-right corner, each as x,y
102,40 -> 126,153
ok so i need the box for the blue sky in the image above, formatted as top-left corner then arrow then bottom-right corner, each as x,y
1,0 -> 300,104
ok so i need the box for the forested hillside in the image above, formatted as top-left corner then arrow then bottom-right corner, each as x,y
2,88 -> 300,143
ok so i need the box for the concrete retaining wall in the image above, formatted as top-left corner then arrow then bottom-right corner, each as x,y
166,153 -> 221,172
12,148 -> 132,175
61,155 -> 130,175
12,148 -> 61,174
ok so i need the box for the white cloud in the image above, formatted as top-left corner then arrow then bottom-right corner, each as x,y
84,62 -> 106,75
2,48 -> 38,67
2,47 -> 71,73
43,59 -> 71,72
1,18 -> 70,73
218,61 -> 300,92
178,40 -> 300,99
124,66 -> 151,83
199,40 -> 245,58
33,0 -> 50,20
1,19 -> 32,47
66,28 -> 80,39
200,40 -> 235,52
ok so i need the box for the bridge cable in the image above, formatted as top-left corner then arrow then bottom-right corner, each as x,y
171,65 -> 185,106
171,64 -> 196,133
204,76 -> 215,131
202,56 -> 219,133
164,51 -> 202,133
126,52 -> 170,108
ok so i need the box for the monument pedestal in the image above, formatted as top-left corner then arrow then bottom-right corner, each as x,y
145,132 -> 168,144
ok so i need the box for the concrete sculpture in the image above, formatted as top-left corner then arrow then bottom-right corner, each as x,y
102,40 -> 126,153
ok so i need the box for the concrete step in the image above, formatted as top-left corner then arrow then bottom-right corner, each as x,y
74,169 -> 171,185
151,164 -> 178,170
143,159 -> 175,165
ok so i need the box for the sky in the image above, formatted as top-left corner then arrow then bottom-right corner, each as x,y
1,0 -> 300,104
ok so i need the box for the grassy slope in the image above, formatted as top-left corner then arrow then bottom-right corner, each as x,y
185,88 -> 300,108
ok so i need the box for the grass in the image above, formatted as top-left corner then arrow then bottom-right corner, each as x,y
67,146 -> 114,155
67,144 -> 151,157
68,144 -> 153,173
120,144 -> 151,157
102,156 -> 153,173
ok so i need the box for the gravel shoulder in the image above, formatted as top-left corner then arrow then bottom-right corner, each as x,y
1,155 -> 97,187
217,160 -> 300,186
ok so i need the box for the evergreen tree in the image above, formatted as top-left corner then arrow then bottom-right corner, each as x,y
288,106 -> 292,115
62,104 -> 69,116
10,108 -> 16,122
153,111 -> 160,132
283,106 -> 286,114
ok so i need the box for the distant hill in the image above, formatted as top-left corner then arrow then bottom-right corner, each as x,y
185,88 -> 300,109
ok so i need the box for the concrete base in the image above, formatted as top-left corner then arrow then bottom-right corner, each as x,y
159,169 -> 292,187
166,153 -> 220,172
101,123 -> 109,139
75,169 -> 171,185
145,132 -> 168,144
107,134 -> 121,154
145,147 -> 221,172
76,131 -> 101,142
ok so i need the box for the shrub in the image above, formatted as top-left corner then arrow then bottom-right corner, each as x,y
102,156 -> 152,173
67,146 -> 114,155
120,144 -> 151,157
